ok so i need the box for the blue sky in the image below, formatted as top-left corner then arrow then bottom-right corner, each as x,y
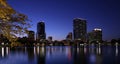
7,0 -> 120,40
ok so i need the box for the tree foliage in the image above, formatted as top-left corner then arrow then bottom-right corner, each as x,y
0,0 -> 31,46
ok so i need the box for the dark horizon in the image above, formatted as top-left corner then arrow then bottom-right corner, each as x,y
7,0 -> 120,41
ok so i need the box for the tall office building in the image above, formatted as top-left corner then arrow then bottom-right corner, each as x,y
37,21 -> 46,42
88,28 -> 102,43
93,28 -> 102,42
73,18 -> 87,42
28,30 -> 35,41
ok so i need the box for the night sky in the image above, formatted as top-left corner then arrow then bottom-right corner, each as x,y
7,0 -> 120,41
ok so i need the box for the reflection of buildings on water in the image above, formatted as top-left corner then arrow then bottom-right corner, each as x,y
46,47 -> 71,57
37,46 -> 46,64
88,45 -> 102,64
33,46 -> 115,64
102,45 -> 119,64
115,45 -> 119,64
33,46 -> 46,64
0,47 -> 10,58
26,47 -> 35,64
73,46 -> 87,64
73,45 -> 103,64
115,45 -> 118,56
0,46 -> 46,64
46,46 -> 65,55
88,45 -> 102,55
77,45 -> 119,64
0,46 -> 119,64
45,46 -> 73,64
46,46 -> 72,59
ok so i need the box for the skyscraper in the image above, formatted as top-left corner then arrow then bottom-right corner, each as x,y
93,28 -> 102,42
37,21 -> 46,42
28,30 -> 35,41
73,18 -> 87,42
88,28 -> 102,43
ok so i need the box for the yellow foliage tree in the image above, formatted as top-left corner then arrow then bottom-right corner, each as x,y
0,0 -> 31,46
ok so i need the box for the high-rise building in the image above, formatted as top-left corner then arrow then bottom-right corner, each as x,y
37,21 -> 46,42
88,28 -> 102,43
28,30 -> 35,41
93,28 -> 102,42
73,18 -> 87,42
66,32 -> 72,41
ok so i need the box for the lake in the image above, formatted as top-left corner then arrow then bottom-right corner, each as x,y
0,45 -> 120,64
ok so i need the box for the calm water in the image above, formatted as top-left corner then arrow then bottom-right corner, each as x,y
0,45 -> 120,64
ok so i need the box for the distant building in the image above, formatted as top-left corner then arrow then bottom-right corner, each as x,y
28,30 -> 35,41
87,32 -> 94,43
88,28 -> 102,43
66,32 -> 72,41
93,28 -> 102,43
36,21 -> 46,42
73,18 -> 87,42
48,36 -> 52,42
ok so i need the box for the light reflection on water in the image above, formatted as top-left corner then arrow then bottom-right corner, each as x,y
0,45 -> 120,64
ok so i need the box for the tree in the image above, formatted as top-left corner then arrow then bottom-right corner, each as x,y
118,38 -> 120,44
0,0 -> 31,46
111,39 -> 117,45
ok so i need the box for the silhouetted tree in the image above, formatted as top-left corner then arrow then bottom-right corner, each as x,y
0,0 -> 31,46
111,39 -> 117,45
117,38 -> 120,44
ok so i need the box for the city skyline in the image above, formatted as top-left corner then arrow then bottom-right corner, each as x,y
7,0 -> 120,41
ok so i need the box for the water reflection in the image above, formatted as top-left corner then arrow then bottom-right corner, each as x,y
74,46 -> 87,64
2,47 -> 4,57
45,46 -> 73,64
36,46 -> 46,64
0,47 -> 10,58
0,45 -> 119,64
116,45 -> 118,56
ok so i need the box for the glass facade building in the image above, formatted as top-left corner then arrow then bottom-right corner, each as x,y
36,22 -> 46,42
73,18 -> 87,42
